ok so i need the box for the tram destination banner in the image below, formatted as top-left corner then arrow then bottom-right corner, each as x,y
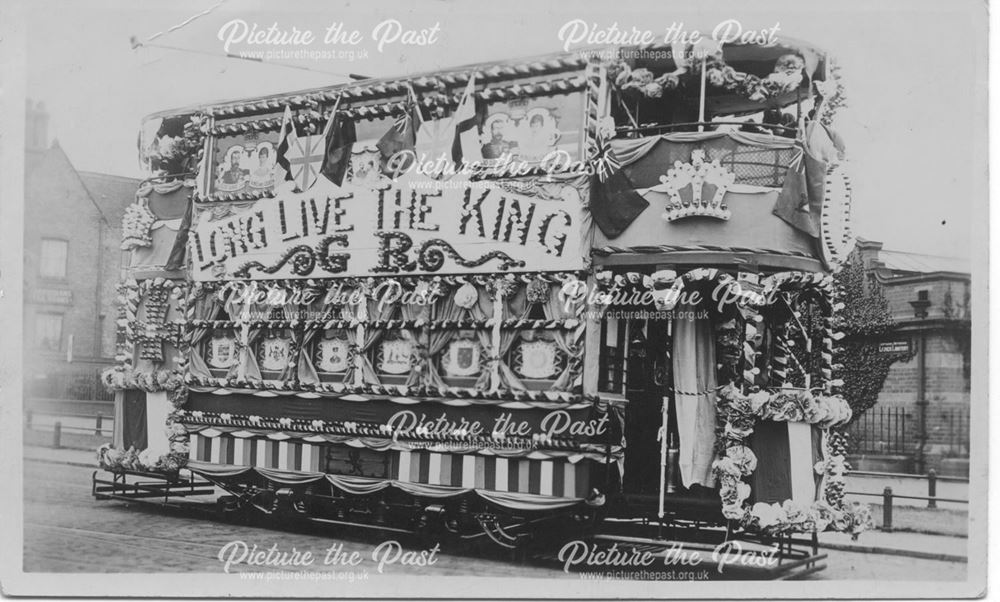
189,177 -> 585,281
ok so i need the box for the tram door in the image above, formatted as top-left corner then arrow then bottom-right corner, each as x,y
620,319 -> 671,495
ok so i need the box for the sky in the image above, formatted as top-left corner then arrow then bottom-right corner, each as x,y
22,0 -> 986,260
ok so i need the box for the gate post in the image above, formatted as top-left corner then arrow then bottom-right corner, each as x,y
927,469 -> 937,508
882,487 -> 893,532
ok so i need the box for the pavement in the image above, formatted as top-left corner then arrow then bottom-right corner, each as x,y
22,441 -> 968,564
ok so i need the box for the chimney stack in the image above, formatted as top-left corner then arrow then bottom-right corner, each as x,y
25,99 -> 50,173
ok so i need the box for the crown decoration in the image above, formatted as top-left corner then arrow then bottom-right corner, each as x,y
659,149 -> 735,222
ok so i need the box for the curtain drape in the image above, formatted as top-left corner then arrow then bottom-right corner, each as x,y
542,281 -> 583,391
426,284 -> 463,390
496,287 -> 532,391
399,288 -> 431,389
188,289 -> 222,379
277,303 -> 300,383
356,295 -> 396,385
672,302 -> 719,488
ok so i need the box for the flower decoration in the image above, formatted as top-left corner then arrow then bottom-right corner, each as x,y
526,278 -> 551,305
97,444 -> 187,475
121,201 -> 156,251
712,383 -> 867,537
144,114 -> 206,177
453,282 -> 479,309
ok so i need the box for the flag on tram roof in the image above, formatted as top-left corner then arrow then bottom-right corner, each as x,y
164,196 -> 192,271
588,134 -> 648,238
589,167 -> 650,239
320,98 -> 357,187
275,105 -> 297,184
452,75 -> 484,166
772,129 -> 843,238
376,85 -> 422,176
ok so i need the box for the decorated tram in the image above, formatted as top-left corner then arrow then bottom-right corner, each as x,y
95,34 -> 870,574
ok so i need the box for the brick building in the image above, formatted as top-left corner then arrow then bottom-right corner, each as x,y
849,238 -> 971,475
23,100 -> 139,401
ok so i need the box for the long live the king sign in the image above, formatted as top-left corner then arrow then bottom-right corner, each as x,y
189,178 -> 584,281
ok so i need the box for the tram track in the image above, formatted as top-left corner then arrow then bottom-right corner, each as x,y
25,522 -> 225,564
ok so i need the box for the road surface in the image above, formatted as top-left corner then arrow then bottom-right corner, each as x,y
22,460 -> 966,582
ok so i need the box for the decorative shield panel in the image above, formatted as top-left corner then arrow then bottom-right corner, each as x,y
378,335 -> 413,375
441,333 -> 481,377
258,334 -> 291,372
316,330 -> 350,373
207,333 -> 237,369
514,339 -> 561,379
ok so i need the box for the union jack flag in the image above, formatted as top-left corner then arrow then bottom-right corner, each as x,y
592,139 -> 622,183
284,133 -> 327,192
276,105 -> 326,192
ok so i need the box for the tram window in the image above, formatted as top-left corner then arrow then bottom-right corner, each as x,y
598,318 -> 626,394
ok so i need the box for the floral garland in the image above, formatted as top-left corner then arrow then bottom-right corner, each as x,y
144,114 -> 206,177
712,383 -> 873,538
97,443 -> 187,475
104,276 -> 192,476
101,366 -> 185,400
183,374 -> 581,402
120,201 -> 156,251
816,59 -> 847,127
611,50 -> 806,104
99,366 -> 191,475
115,278 -> 187,364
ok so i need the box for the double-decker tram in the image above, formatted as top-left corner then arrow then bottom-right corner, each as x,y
95,34 -> 868,578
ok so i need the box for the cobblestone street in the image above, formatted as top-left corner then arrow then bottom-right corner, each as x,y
22,459 -> 967,582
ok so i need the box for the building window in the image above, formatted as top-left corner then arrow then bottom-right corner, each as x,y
36,313 -> 63,350
40,239 -> 68,279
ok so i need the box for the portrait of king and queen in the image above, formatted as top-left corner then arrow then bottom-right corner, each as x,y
479,107 -> 563,165
213,137 -> 278,194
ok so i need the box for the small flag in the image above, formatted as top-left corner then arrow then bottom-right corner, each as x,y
196,149 -> 211,200
773,151 -> 826,238
275,105 -> 297,184
377,87 -> 421,176
320,99 -> 356,187
589,168 -> 649,239
415,118 -> 456,169
285,132 -> 327,191
165,197 -> 193,271
452,75 -> 484,166
592,140 -> 622,183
